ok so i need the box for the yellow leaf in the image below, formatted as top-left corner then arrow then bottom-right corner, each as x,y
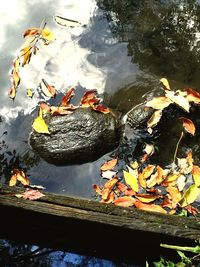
160,78 -> 171,90
147,110 -> 162,129
41,28 -> 54,43
32,116 -> 50,134
20,46 -> 32,67
123,170 -> 139,192
27,89 -> 34,98
165,90 -> 190,112
179,184 -> 200,207
145,97 -> 172,110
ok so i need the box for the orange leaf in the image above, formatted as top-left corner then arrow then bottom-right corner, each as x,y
114,196 -> 136,207
180,117 -> 195,135
9,87 -> 16,100
100,158 -> 118,171
9,169 -> 30,186
135,193 -> 161,203
23,28 -> 40,38
183,205 -> 199,215
61,87 -> 75,106
142,165 -> 155,179
12,70 -> 20,88
20,46 -> 32,66
92,104 -> 110,114
117,182 -> 135,196
50,106 -> 74,116
40,79 -> 57,98
186,88 -> 200,104
134,200 -> 167,214
101,191 -> 115,203
167,186 -> 182,209
13,57 -> 20,72
93,184 -> 102,195
80,89 -> 99,107
192,165 -> 200,187
146,166 -> 164,188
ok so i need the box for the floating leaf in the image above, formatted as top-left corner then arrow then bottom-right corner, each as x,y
160,78 -> 171,90
179,184 -> 200,207
15,188 -> 45,200
32,115 -> 50,134
123,170 -> 139,192
134,200 -> 167,214
27,89 -> 34,98
23,28 -> 40,38
40,79 -> 56,98
114,196 -> 136,207
135,193 -> 161,203
101,170 -> 116,179
165,90 -> 190,112
192,165 -> 200,187
100,158 -> 117,171
54,16 -> 82,28
41,28 -> 54,44
147,110 -> 162,129
145,96 -> 172,110
179,117 -> 195,136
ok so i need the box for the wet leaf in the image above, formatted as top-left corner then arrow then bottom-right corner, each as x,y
176,175 -> 186,191
40,102 -> 51,114
165,90 -> 190,112
147,110 -> 162,129
61,87 -> 75,106
160,78 -> 171,90
167,186 -> 182,209
20,46 -> 32,67
135,193 -> 161,203
192,165 -> 200,187
54,16 -> 81,28
114,196 -> 136,207
40,79 -> 56,98
50,106 -> 74,116
101,191 -> 115,203
101,178 -> 118,200
117,182 -> 135,196
93,184 -> 102,195
179,184 -> 200,207
41,28 -> 54,44
15,188 -> 45,200
32,115 -> 50,134
146,166 -> 164,188
12,70 -> 20,88
27,89 -> 34,98
9,169 -> 30,186
179,117 -> 195,136
123,170 -> 139,192
92,104 -> 110,114
183,205 -> 199,215
80,89 -> 99,107
145,96 -> 172,110
186,88 -> 200,104
100,158 -> 117,171
13,57 -> 20,72
142,165 -> 155,179
23,28 -> 40,38
134,200 -> 167,214
9,87 -> 16,100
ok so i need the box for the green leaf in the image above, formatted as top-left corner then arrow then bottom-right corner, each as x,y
179,184 -> 200,207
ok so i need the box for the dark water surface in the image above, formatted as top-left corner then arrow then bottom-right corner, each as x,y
1,0 -> 200,266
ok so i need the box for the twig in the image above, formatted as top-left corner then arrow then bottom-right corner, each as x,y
173,131 -> 184,166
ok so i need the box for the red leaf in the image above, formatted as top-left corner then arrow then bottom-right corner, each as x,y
180,117 -> 196,135
92,104 -> 110,114
80,89 -> 99,107
61,87 -> 75,106
15,188 -> 45,200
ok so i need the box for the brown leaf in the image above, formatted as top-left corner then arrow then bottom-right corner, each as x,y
15,188 -> 45,200
186,88 -> 200,104
101,191 -> 115,203
80,89 -> 99,107
134,200 -> 167,214
23,28 -> 40,38
114,196 -> 136,207
117,182 -> 135,196
167,186 -> 182,209
179,117 -> 195,136
13,57 -> 20,72
61,87 -> 75,106
40,79 -> 57,98
92,104 -> 110,114
100,158 -> 118,171
183,205 -> 199,215
40,102 -> 51,114
50,106 -> 74,116
9,169 -> 30,186
145,96 -> 172,110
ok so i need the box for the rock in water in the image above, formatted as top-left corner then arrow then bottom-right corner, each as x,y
29,108 -> 121,165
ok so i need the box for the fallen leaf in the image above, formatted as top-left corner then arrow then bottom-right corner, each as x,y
9,87 -> 16,100
15,188 -> 45,200
183,205 -> 199,215
114,196 -> 136,207
100,158 -> 117,171
32,115 -> 50,134
101,191 -> 115,203
123,170 -> 139,192
192,165 -> 200,187
41,28 -> 54,44
93,184 -> 102,195
176,175 -> 186,191
54,16 -> 81,28
91,104 -> 110,114
179,117 -> 195,136
27,89 -> 34,98
147,110 -> 162,129
179,184 -> 200,207
40,102 -> 51,114
9,169 -> 30,186
145,96 -> 172,110
186,88 -> 200,104
146,166 -> 164,188
101,170 -> 117,179
177,157 -> 193,175
142,165 -> 155,179
117,182 -> 135,196
165,90 -> 190,112
101,178 -> 118,200
23,28 -> 40,38
160,78 -> 171,90
80,89 -> 100,107
167,186 -> 182,209
20,46 -> 32,67
50,106 -> 74,116
12,70 -> 20,88
135,193 -> 161,203
13,57 -> 20,72
134,200 -> 167,214
61,87 -> 75,106
40,79 -> 56,98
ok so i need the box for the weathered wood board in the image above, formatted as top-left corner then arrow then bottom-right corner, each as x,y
0,184 -> 200,262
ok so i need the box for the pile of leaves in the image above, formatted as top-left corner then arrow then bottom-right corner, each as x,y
93,78 -> 200,215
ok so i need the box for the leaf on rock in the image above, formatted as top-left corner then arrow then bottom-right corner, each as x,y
165,90 -> 190,112
40,79 -> 56,98
134,200 -> 167,214
50,106 -> 74,116
15,188 -> 45,200
100,158 -> 117,171
92,104 -> 110,114
145,96 -> 172,110
179,184 -> 200,207
54,16 -> 82,28
147,110 -> 162,129
32,115 -> 50,134
160,78 -> 171,90
179,117 -> 195,136
80,89 -> 99,107
114,196 -> 136,207
61,87 -> 75,106
123,170 -> 139,192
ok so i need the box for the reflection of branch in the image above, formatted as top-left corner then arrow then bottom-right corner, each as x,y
0,131 -> 7,139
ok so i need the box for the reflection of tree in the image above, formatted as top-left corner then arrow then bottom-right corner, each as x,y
98,0 -> 200,85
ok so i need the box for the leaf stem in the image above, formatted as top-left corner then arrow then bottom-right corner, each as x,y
173,131 -> 184,166
160,243 -> 200,253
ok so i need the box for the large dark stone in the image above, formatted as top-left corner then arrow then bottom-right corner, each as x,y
29,108 -> 121,165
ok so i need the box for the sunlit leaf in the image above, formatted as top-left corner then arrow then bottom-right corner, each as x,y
101,191 -> 115,203
186,88 -> 200,104
27,89 -> 34,98
179,117 -> 195,136
117,182 -> 135,196
100,158 -> 117,171
176,175 -> 186,192
142,165 -> 155,179
177,157 -> 193,175
40,102 -> 51,114
40,79 -> 56,98
61,87 -> 75,106
50,106 -> 74,116
41,28 -> 54,44
9,175 -> 17,186
179,184 -> 200,207
93,184 -> 102,195
15,188 -> 45,200
54,16 -> 81,28
146,166 -> 164,188
12,70 -> 20,88
101,178 -> 118,200
130,161 -> 139,169
13,57 -> 20,72
9,87 -> 16,100
123,170 -> 139,192
114,196 -> 136,207
101,170 -> 116,179
32,115 -> 50,134
9,168 -> 30,186
145,96 -> 172,110
134,200 -> 167,214
92,104 -> 110,114
167,186 -> 182,209
192,165 -> 200,187
23,28 -> 40,38
165,90 -> 190,112
147,110 -> 162,129
135,193 -> 161,203
160,78 -> 171,90
20,46 -> 32,67
183,205 -> 199,215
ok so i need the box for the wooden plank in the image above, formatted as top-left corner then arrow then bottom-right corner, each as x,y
0,184 -> 199,262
